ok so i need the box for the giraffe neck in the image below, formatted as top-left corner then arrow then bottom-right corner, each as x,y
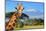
6,13 -> 20,31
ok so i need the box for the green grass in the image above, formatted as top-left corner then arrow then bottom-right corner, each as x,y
15,25 -> 44,30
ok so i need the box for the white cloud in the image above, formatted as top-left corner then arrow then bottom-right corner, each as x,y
26,8 -> 37,12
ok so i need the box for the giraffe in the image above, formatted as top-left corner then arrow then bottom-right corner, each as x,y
5,3 -> 24,31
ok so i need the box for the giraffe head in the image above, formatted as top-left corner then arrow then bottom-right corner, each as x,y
15,3 -> 24,16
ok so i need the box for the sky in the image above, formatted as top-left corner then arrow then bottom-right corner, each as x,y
6,0 -> 44,19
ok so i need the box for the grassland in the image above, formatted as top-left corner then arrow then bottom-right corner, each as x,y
15,25 -> 44,30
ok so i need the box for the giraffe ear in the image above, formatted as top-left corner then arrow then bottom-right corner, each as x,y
23,8 -> 24,10
15,7 -> 17,9
23,8 -> 24,9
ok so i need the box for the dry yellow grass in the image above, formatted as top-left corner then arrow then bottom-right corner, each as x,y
15,25 -> 44,30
